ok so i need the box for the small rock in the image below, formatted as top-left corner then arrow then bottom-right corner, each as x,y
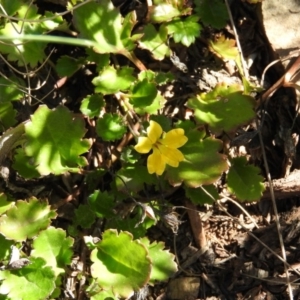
167,277 -> 200,300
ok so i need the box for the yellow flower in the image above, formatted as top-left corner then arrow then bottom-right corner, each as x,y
134,120 -> 188,175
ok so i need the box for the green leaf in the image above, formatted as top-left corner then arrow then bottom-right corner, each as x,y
185,185 -> 218,205
0,102 -> 17,129
0,234 -> 13,261
0,193 -> 12,215
150,4 -> 181,22
227,157 -> 265,201
0,77 -> 24,102
0,198 -> 57,241
140,238 -> 177,284
90,229 -> 151,298
165,130 -> 228,187
195,0 -> 228,29
80,94 -> 104,118
0,257 -> 55,300
74,204 -> 96,228
96,113 -> 127,141
129,79 -> 158,108
138,24 -> 170,60
55,56 -> 85,77
31,227 -> 74,277
209,35 -> 239,60
13,148 -> 41,179
187,84 -> 256,133
166,15 -> 202,47
73,0 -> 136,54
134,92 -> 166,114
88,190 -> 115,218
25,105 -> 91,175
115,165 -> 155,192
92,66 -> 135,94
0,22 -> 46,67
105,206 -> 155,239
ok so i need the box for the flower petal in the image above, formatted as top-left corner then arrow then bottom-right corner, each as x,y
134,137 -> 153,153
162,128 -> 188,148
159,145 -> 184,167
147,148 -> 166,175
147,121 -> 162,144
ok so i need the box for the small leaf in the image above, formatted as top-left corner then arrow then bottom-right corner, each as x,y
0,193 -> 12,215
96,113 -> 127,141
55,56 -> 85,77
74,204 -> 96,228
195,0 -> 228,29
165,130 -> 228,187
134,92 -> 166,115
13,148 -> 40,179
0,77 -> 24,102
129,79 -> 158,108
80,94 -> 104,118
88,190 -> 115,218
0,198 -> 57,241
25,105 -> 91,175
0,234 -> 13,260
140,237 -> 177,284
209,35 -> 238,60
92,66 -> 135,94
138,24 -> 170,60
73,0 -> 136,53
166,15 -> 201,47
185,185 -> 219,205
227,157 -> 265,201
0,21 -> 46,67
31,227 -> 74,276
150,4 -> 181,22
90,229 -> 151,298
0,257 -> 55,300
187,84 -> 256,133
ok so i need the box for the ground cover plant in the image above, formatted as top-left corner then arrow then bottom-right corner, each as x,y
0,0 -> 292,298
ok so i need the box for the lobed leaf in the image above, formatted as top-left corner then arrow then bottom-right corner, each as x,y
227,157 -> 265,201
0,198 -> 57,241
90,229 -> 151,298
25,105 -> 91,175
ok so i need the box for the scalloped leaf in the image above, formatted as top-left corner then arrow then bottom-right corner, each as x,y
187,84 -> 255,133
149,4 -> 182,22
55,56 -> 85,77
74,204 -> 96,228
96,113 -> 127,141
80,94 -> 104,118
0,257 -> 55,300
166,15 -> 202,47
92,66 -> 135,95
73,0 -> 136,54
140,237 -> 177,284
209,35 -> 238,60
0,7 -> 47,67
0,198 -> 56,242
227,157 -> 265,201
31,227 -> 74,276
88,190 -> 115,218
195,0 -> 228,29
138,24 -> 170,60
129,79 -> 158,108
166,130 -> 228,187
90,229 -> 151,298
25,105 -> 91,175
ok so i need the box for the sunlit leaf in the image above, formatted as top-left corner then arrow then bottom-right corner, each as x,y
187,84 -> 255,133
